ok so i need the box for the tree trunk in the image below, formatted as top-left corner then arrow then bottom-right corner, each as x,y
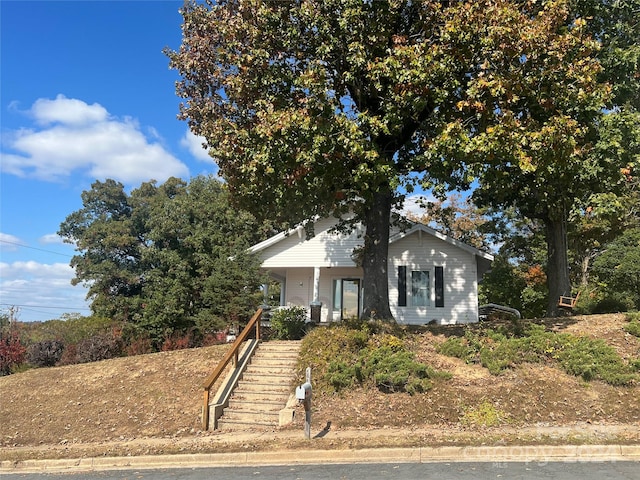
544,216 -> 572,317
361,189 -> 394,320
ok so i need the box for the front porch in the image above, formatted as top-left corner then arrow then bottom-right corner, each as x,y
263,266 -> 364,323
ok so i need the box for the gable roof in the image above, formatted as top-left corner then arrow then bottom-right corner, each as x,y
250,217 -> 493,262
389,223 -> 494,261
248,224 -> 306,254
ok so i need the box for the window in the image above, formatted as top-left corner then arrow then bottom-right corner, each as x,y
411,270 -> 430,306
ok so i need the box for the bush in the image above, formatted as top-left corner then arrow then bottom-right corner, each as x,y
75,332 -> 123,364
270,306 -> 307,340
0,329 -> 26,376
27,339 -> 65,367
591,296 -> 632,314
623,318 -> 640,338
304,324 -> 451,395
161,330 -> 196,351
436,337 -> 475,363
436,323 -> 638,385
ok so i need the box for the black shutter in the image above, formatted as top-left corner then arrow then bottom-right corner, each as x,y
398,266 -> 407,307
435,266 -> 444,307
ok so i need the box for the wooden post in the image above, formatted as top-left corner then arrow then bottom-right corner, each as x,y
202,389 -> 210,431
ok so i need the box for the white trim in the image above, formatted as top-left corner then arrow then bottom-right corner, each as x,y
250,218 -> 493,262
389,223 -> 494,261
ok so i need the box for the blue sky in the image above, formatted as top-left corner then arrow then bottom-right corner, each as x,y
0,0 -> 433,323
0,0 -> 216,322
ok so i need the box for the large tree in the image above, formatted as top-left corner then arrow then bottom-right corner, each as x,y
463,0 -> 637,316
59,176 -> 267,343
168,0 -> 590,319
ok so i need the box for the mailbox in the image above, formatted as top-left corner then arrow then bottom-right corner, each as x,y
295,381 -> 312,402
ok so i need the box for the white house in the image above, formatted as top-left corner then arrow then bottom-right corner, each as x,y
250,216 -> 494,325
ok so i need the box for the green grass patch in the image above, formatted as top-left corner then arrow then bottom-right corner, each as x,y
460,400 -> 510,427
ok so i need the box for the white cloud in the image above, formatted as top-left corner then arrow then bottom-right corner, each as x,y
401,194 -> 437,217
31,94 -> 109,126
39,233 -> 65,245
0,261 -> 90,321
0,232 -> 22,251
181,130 -> 213,162
1,95 -> 190,184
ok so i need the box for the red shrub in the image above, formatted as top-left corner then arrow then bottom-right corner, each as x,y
0,329 -> 26,375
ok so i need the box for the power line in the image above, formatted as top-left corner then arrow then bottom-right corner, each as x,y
0,239 -> 74,258
0,303 -> 91,311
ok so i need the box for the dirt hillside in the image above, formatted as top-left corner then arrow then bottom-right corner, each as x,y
1,314 -> 638,461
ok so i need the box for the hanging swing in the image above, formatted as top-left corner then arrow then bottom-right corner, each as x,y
558,291 -> 580,309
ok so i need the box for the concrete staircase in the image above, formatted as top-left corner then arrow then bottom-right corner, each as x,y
216,340 -> 301,430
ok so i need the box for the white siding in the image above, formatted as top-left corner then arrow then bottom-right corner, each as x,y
388,230 -> 479,325
260,217 -> 362,268
256,220 -> 486,325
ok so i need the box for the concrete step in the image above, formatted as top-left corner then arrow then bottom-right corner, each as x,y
244,364 -> 296,375
231,390 -> 290,403
215,340 -> 301,430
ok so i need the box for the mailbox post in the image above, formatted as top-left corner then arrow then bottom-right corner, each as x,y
295,367 -> 312,439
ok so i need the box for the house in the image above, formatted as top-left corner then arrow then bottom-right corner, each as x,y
250,216 -> 494,325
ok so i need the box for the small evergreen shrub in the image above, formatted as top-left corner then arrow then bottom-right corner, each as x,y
270,306 -> 307,340
436,336 -> 476,363
437,324 -> 638,385
318,330 -> 451,395
27,339 -> 65,367
624,318 -> 640,338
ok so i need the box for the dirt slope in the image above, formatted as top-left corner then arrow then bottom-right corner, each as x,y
1,314 -> 638,460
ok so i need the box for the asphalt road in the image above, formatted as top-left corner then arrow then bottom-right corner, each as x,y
3,461 -> 639,480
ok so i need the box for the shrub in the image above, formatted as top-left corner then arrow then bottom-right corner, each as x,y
0,329 -> 26,376
436,336 -> 477,363
312,328 -> 451,395
270,306 -> 307,340
479,340 -> 520,375
556,336 -> 636,386
124,334 -> 155,356
161,330 -> 196,351
75,332 -> 123,364
591,296 -> 632,314
26,339 -> 65,367
623,319 -> 640,338
58,343 -> 78,366
437,324 -> 638,385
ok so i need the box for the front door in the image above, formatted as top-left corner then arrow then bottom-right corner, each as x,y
340,278 -> 360,320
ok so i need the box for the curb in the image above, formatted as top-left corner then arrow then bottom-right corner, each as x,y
2,445 -> 639,473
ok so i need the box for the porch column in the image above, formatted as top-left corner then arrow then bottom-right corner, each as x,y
310,266 -> 321,323
312,266 -> 320,303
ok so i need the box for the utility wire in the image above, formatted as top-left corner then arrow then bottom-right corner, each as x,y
0,239 -> 74,258
0,303 -> 90,311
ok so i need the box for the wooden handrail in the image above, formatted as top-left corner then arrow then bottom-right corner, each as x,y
201,308 -> 262,430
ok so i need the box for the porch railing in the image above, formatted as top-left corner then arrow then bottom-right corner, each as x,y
201,308 -> 262,430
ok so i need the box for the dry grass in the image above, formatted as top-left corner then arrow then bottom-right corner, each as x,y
1,314 -> 638,461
